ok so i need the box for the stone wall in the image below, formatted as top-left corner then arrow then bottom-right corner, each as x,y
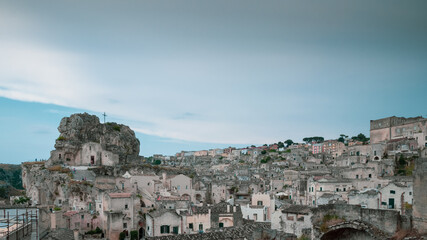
311,204 -> 402,235
413,157 -> 427,234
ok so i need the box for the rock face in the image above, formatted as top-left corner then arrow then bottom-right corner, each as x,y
55,113 -> 140,161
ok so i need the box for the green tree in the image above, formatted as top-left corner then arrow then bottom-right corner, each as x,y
337,134 -> 348,143
277,142 -> 285,148
351,133 -> 369,144
284,139 -> 294,146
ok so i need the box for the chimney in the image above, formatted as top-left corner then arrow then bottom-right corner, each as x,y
227,205 -> 230,213
233,206 -> 236,212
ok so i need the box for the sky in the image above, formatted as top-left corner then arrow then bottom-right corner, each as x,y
1,1 -> 427,164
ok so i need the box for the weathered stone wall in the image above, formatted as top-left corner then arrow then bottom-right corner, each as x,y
311,204 -> 402,235
413,157 -> 427,234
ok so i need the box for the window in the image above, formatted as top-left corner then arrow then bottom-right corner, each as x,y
59,154 -> 62,159
369,174 -> 372,178
253,214 -> 257,220
58,200 -> 62,204
177,185 -> 180,190
186,185 -> 188,189
343,188 -> 346,191
122,183 -> 125,190
356,175 -> 359,179
320,187 -> 323,192
75,222 -> 80,228
219,222 -> 224,228
87,223 -> 90,227
374,151 -> 376,156
199,224 -> 203,231
173,226 -> 179,234
123,222 -> 127,229
409,192 -> 412,195
125,204 -> 128,209
257,201 -> 263,206
81,215 -> 84,219
161,225 -> 170,234
336,188 -> 339,192
390,190 -> 396,194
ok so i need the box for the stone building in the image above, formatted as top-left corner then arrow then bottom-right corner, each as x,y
146,209 -> 182,237
273,205 -> 313,238
370,116 -> 427,146
413,157 -> 427,234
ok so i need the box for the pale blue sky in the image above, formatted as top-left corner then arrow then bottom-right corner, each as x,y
1,1 -> 427,163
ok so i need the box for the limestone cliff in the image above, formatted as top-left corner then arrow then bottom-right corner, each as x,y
54,113 -> 140,163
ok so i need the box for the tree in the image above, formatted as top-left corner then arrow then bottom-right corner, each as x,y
337,134 -> 348,143
284,139 -> 294,147
303,136 -> 323,144
351,133 -> 369,144
277,142 -> 285,148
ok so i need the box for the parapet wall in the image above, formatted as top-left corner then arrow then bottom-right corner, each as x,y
311,204 -> 402,235
413,158 -> 427,234
370,116 -> 425,131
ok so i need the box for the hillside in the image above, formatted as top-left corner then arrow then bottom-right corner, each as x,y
0,164 -> 24,199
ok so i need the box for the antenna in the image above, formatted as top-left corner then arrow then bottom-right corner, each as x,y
102,112 -> 107,123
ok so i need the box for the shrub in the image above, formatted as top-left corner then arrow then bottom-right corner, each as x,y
130,230 -> 138,240
54,206 -> 61,211
297,235 -> 310,240
14,196 -> 30,204
86,227 -> 102,235
119,232 -> 126,240
57,136 -> 66,141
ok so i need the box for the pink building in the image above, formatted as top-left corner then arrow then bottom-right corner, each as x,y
312,143 -> 324,154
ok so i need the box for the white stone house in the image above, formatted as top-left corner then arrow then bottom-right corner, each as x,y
273,205 -> 313,238
379,182 -> 413,214
146,209 -> 182,237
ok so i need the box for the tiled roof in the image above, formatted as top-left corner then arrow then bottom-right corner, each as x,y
146,222 -> 294,240
282,205 -> 312,214
63,211 -> 79,217
109,192 -> 132,198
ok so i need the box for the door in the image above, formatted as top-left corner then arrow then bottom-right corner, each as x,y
389,198 -> 395,209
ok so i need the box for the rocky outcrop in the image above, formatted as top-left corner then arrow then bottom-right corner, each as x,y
55,113 -> 140,162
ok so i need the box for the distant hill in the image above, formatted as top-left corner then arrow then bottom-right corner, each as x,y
0,164 -> 24,199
